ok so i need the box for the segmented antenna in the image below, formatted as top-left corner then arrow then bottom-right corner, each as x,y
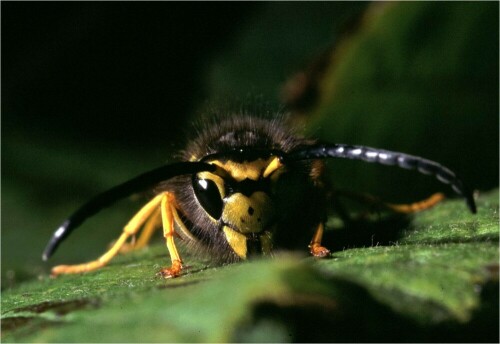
42,162 -> 215,260
288,143 -> 476,214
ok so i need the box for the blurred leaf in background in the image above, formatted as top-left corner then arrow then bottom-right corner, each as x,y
290,2 -> 498,203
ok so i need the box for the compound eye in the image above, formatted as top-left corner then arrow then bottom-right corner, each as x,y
193,178 -> 224,220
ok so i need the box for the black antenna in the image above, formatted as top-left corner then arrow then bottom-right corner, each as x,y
42,162 -> 215,260
287,143 -> 476,214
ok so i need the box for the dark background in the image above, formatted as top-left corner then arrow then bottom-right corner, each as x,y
3,2 -> 262,148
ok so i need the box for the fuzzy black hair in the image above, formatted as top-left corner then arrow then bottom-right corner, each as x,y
181,114 -> 312,161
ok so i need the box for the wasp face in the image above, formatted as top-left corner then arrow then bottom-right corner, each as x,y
192,156 -> 282,258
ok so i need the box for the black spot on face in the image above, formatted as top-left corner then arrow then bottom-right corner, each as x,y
248,207 -> 254,215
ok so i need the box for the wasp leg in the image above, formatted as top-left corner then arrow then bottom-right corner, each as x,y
134,207 -> 161,248
336,190 -> 446,214
157,193 -> 183,278
119,207 -> 161,253
51,194 -> 164,276
309,223 -> 331,258
384,192 -> 445,213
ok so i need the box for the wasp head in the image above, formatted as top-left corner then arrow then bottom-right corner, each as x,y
192,153 -> 284,258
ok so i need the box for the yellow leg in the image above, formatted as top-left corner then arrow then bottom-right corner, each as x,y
135,207 -> 161,248
309,223 -> 330,258
51,194 -> 164,276
336,190 -> 446,214
385,192 -> 445,214
157,192 -> 183,278
119,207 -> 161,253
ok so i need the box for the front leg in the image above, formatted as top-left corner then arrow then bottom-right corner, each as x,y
157,192 -> 183,278
309,223 -> 331,258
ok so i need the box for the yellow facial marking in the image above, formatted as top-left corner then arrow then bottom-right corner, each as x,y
211,157 -> 279,182
262,157 -> 282,178
222,192 -> 273,234
223,225 -> 247,259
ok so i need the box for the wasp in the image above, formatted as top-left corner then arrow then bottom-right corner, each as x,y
42,115 -> 476,278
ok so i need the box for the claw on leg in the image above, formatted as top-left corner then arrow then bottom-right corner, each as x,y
157,260 -> 182,278
310,244 -> 331,258
309,223 -> 331,258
